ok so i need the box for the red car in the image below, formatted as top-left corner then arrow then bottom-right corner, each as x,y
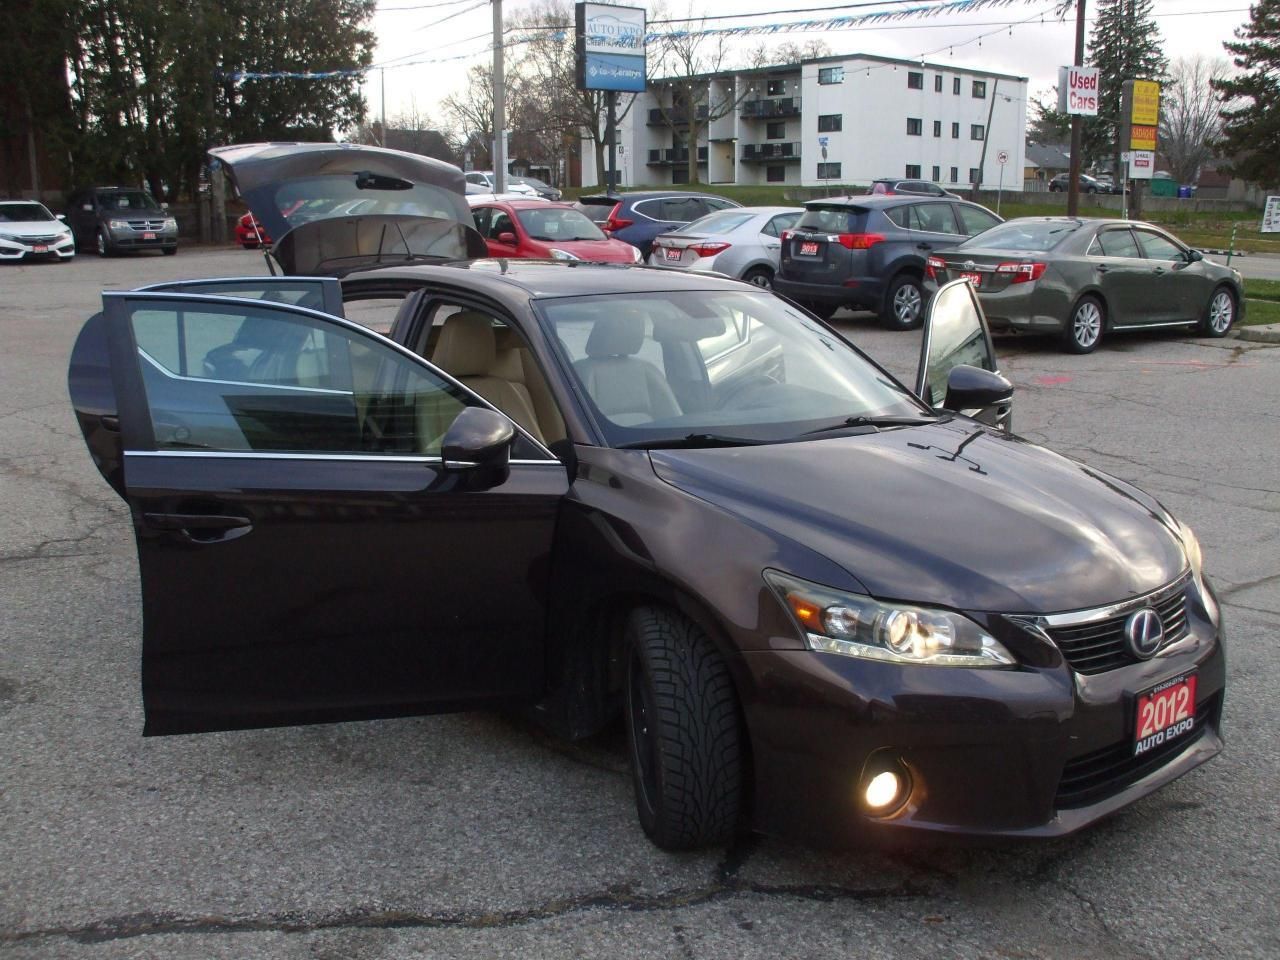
469,199 -> 641,263
235,212 -> 271,248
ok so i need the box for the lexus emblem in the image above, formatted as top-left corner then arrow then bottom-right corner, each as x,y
963,260 -> 976,271
1124,608 -> 1165,659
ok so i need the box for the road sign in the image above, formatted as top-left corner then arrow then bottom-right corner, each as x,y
1262,197 -> 1280,233
997,150 -> 1009,165
1129,151 -> 1154,180
818,136 -> 829,147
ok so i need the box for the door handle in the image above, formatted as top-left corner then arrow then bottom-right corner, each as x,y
1153,267 -> 1166,276
143,512 -> 253,543
1096,264 -> 1110,274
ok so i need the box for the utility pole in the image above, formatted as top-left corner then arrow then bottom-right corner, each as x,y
380,68 -> 387,147
971,78 -> 999,201
492,0 -> 506,193
606,91 -> 618,194
1066,0 -> 1086,217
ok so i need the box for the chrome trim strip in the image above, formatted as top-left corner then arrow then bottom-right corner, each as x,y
1109,320 -> 1199,331
1010,570 -> 1192,628
124,450 -> 561,466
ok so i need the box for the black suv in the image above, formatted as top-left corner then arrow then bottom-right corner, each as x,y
774,194 -> 1001,329
870,178 -> 958,198
65,186 -> 178,257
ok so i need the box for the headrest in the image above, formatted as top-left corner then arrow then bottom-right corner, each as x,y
432,311 -> 496,377
585,313 -> 646,358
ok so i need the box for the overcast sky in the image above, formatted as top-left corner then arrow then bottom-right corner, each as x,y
361,0 -> 1249,127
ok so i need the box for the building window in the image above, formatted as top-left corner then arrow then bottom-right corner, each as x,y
817,162 -> 842,179
934,74 -> 943,92
908,71 -> 923,89
817,114 -> 842,132
905,164 -> 922,178
972,79 -> 987,98
971,124 -> 985,140
951,122 -> 960,139
932,120 -> 941,137
819,67 -> 844,85
932,165 -> 941,181
969,167 -> 981,183
766,165 -> 786,183
950,166 -> 958,183
767,78 -> 785,95
672,167 -> 689,184
766,121 -> 786,140
906,117 -> 922,136
952,76 -> 960,95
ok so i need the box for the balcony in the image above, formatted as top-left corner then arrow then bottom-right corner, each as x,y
740,97 -> 802,120
647,105 -> 709,126
646,146 -> 710,165
740,141 -> 802,163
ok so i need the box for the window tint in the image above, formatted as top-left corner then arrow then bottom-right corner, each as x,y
764,212 -> 800,236
703,197 -> 737,212
489,212 -> 515,239
1095,229 -> 1142,258
1136,230 -> 1184,260
471,206 -> 494,236
796,207 -> 860,233
658,197 -> 703,220
884,206 -> 911,229
908,203 -> 959,234
129,301 -> 467,455
961,220 -> 1080,251
0,202 -> 55,222
516,207 -> 605,241
954,204 -> 1001,236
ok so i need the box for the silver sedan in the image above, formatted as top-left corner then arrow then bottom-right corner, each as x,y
647,206 -> 802,289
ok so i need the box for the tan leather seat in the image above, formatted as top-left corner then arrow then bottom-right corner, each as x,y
495,328 -> 566,444
431,311 -> 545,443
573,312 -> 681,426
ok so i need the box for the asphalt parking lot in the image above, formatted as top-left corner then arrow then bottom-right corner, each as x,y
2,247 -> 1278,959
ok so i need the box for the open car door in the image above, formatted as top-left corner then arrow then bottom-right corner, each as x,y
67,289 -> 567,735
914,279 -> 1013,431
138,277 -> 345,316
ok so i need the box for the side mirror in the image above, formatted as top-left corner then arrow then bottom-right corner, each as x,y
916,279 -> 1013,431
56,213 -> 67,221
441,406 -> 514,490
1186,248 -> 1203,263
942,365 -> 1013,412
496,231 -> 517,246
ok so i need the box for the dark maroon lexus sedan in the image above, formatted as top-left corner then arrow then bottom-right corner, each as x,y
65,146 -> 1223,851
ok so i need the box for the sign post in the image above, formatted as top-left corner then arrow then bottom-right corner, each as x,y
996,149 -> 1008,215
575,3 -> 647,192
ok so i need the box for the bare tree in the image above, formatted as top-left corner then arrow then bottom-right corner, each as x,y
744,38 -> 831,69
441,64 -> 496,168
1159,55 -> 1232,185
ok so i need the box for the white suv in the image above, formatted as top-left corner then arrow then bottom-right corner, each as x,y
464,172 -> 538,197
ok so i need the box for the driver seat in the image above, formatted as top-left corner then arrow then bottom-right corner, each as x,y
573,312 -> 681,426
431,311 -> 545,443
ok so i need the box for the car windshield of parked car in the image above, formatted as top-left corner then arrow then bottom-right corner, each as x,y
516,207 -> 605,241
537,290 -> 928,446
100,190 -> 161,212
675,210 -> 756,235
0,203 -> 55,222
959,220 -> 1080,251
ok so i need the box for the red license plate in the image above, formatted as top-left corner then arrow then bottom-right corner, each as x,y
33,244 -> 48,253
143,232 -> 156,240
664,247 -> 682,261
799,241 -> 819,256
959,271 -> 981,287
1134,671 -> 1197,756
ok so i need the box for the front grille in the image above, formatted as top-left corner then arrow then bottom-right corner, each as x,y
22,233 -> 63,243
124,219 -> 167,231
1056,693 -> 1219,809
1046,581 -> 1189,676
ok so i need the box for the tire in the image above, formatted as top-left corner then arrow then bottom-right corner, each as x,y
623,607 -> 743,851
742,266 -> 773,289
95,229 -> 113,257
163,246 -> 177,256
1199,286 -> 1236,338
1062,295 -> 1105,353
1086,186 -> 1098,194
881,273 -> 925,330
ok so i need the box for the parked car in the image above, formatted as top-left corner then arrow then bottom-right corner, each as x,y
64,186 -> 178,256
647,206 -> 802,288
870,178 -> 958,198
923,217 -> 1244,352
464,171 -> 539,197
236,212 -> 270,248
774,194 -> 1003,329
0,200 -> 76,262
64,142 -> 1224,852
469,198 -> 640,262
573,191 -> 742,259
509,175 -> 561,201
1048,172 -> 1105,194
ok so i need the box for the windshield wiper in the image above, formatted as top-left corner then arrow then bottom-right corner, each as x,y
802,415 -> 937,436
619,433 -> 768,450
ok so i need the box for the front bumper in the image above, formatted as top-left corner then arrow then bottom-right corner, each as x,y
107,225 -> 178,249
0,234 -> 75,260
740,578 -> 1224,845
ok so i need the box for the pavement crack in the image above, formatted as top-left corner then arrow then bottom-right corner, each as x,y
1216,570 -> 1280,598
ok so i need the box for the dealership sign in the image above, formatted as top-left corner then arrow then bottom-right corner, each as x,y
1122,79 -> 1161,152
1127,150 -> 1155,179
1057,66 -> 1099,116
575,3 -> 647,93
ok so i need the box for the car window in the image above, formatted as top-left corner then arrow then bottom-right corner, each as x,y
489,212 -> 515,239
516,207 -> 605,241
127,299 -> 468,456
795,207 -> 861,233
953,204 -> 1001,236
659,197 -> 704,221
883,206 -> 911,229
678,210 -> 756,235
703,197 -> 737,212
98,190 -> 161,211
763,213 -> 800,237
1094,228 -> 1142,258
632,199 -> 661,221
1135,230 -> 1184,261
909,203 -> 960,235
960,220 -> 1080,251
0,202 -> 56,222
471,206 -> 495,236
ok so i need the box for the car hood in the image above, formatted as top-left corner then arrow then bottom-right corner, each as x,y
1,220 -> 68,236
538,238 -> 636,261
649,420 -> 1187,614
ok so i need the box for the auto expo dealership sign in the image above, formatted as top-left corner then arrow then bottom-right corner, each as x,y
1057,66 -> 1100,116
575,3 -> 647,93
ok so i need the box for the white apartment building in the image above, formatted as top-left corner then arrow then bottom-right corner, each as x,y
582,54 -> 1028,192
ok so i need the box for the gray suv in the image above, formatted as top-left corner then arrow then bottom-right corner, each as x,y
774,195 -> 1001,329
65,186 -> 178,257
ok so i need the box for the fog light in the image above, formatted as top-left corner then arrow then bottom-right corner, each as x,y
864,770 -> 902,810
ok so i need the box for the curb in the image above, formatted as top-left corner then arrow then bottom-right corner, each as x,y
1233,324 -> 1280,344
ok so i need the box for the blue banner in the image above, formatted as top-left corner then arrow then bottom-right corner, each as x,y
583,51 -> 645,92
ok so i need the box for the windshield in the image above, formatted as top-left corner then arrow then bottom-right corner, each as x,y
676,210 -> 756,235
515,207 -> 605,241
0,203 -> 55,222
961,220 -> 1079,251
537,290 -> 927,446
98,190 -> 162,212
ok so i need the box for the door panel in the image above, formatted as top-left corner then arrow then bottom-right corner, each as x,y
99,291 -> 566,735
1090,228 -> 1151,324
1133,229 -> 1204,321
139,277 -> 344,317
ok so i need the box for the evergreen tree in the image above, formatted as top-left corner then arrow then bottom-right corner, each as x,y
1084,0 -> 1168,173
1213,0 -> 1280,187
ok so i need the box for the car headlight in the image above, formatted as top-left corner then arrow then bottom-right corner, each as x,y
548,248 -> 580,261
163,217 -> 177,230
764,570 -> 1015,667
1178,522 -> 1218,622
108,219 -> 130,230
